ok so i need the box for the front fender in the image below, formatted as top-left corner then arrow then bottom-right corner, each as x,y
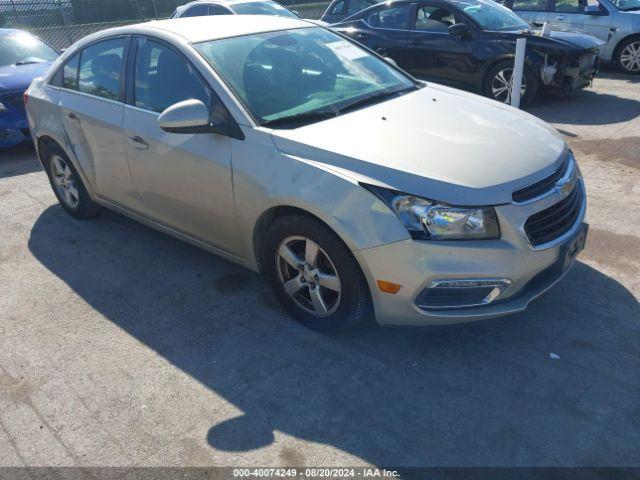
230,128 -> 409,270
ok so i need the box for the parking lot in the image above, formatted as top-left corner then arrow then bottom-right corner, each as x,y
1,68 -> 639,470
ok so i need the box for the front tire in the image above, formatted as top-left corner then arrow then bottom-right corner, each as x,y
483,60 -> 538,106
263,215 -> 371,333
43,144 -> 100,219
616,37 -> 640,75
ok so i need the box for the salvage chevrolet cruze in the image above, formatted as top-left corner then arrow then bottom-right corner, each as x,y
26,16 -> 588,332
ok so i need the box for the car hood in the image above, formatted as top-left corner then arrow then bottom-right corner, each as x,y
0,62 -> 52,92
519,29 -> 605,50
270,84 -> 567,206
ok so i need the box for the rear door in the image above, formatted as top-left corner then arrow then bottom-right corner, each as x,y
548,0 -> 612,41
404,2 -> 476,86
57,36 -> 137,208
121,36 -> 238,253
355,2 -> 415,65
508,0 -> 551,27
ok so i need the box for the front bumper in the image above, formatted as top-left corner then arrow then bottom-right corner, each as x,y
0,90 -> 30,148
356,180 -> 587,327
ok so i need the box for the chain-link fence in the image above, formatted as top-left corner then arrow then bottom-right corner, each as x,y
0,0 -> 330,50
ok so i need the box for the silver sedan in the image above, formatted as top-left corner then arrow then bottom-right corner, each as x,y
26,16 -> 587,332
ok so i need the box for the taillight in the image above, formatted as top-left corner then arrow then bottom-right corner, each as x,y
23,91 -> 29,106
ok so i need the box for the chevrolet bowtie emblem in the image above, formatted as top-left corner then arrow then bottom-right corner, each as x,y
556,175 -> 575,199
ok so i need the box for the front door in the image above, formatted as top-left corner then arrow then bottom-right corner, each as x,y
121,36 -> 238,254
356,2 -> 415,66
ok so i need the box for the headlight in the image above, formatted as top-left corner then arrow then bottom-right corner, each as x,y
363,184 -> 500,240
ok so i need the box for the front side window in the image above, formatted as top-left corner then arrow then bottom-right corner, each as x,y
134,38 -> 212,113
0,33 -> 58,68
366,4 -> 413,28
195,27 -> 416,127
512,0 -> 549,10
232,1 -> 299,17
610,0 -> 640,11
78,38 -> 126,101
415,5 -> 459,31
452,0 -> 530,30
63,53 -> 80,90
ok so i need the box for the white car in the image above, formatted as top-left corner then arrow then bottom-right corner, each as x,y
26,16 -> 587,332
502,0 -> 640,74
171,0 -> 330,25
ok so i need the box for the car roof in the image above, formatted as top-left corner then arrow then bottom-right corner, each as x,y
141,15 -> 310,43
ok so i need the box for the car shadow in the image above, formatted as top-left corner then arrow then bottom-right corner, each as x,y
28,205 -> 640,467
527,89 -> 640,126
0,142 -> 42,179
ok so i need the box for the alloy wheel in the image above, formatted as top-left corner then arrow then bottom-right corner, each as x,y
491,68 -> 527,104
620,41 -> 640,73
50,155 -> 80,209
276,236 -> 342,317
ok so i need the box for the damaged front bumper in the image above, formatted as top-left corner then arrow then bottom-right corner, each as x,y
540,49 -> 600,94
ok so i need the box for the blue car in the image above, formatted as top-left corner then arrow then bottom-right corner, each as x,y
0,29 -> 58,148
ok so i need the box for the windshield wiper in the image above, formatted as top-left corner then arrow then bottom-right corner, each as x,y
338,87 -> 415,115
261,109 -> 337,128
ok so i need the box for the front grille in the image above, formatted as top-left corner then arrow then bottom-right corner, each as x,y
513,157 -> 569,203
524,183 -> 583,247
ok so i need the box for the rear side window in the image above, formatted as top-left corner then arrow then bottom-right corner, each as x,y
182,4 -> 209,16
366,4 -> 413,29
512,0 -> 549,10
63,54 -> 80,90
208,4 -> 232,14
133,38 -> 212,113
78,38 -> 127,101
329,0 -> 345,14
347,0 -> 376,15
553,0 -> 586,12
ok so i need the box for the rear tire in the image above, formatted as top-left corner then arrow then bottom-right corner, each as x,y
43,144 -> 100,219
262,215 -> 371,333
483,60 -> 538,106
615,37 -> 640,75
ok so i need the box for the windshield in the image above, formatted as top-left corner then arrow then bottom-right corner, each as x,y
611,0 -> 640,10
454,0 -> 530,30
231,1 -> 299,17
195,27 -> 416,127
0,33 -> 58,68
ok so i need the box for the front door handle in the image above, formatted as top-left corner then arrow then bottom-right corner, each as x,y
67,112 -> 79,121
555,15 -> 567,21
128,135 -> 149,150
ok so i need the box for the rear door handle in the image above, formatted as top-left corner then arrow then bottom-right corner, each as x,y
555,15 -> 567,20
128,135 -> 149,150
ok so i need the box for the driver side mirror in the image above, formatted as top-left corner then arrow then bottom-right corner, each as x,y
449,23 -> 472,39
158,99 -> 226,135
